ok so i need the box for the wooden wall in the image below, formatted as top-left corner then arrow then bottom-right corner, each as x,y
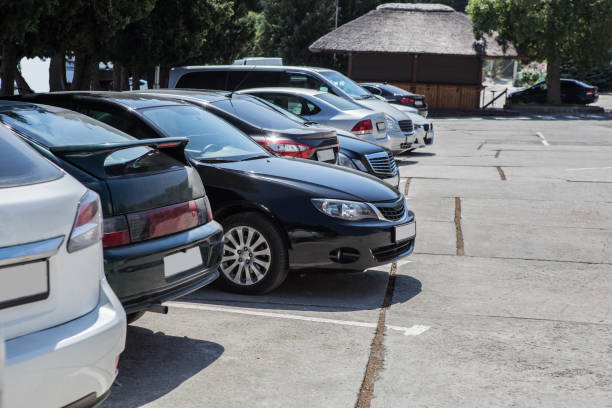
349,53 -> 484,110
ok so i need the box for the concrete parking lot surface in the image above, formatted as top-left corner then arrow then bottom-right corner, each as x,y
102,115 -> 612,408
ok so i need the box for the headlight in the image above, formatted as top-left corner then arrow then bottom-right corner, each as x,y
384,114 -> 400,131
311,198 -> 377,220
337,153 -> 368,172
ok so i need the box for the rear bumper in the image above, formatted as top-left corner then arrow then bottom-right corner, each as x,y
104,221 -> 224,313
4,278 -> 126,408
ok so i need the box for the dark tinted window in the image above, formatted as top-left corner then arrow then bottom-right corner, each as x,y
175,71 -> 228,90
140,105 -> 269,161
256,93 -> 320,116
280,72 -> 329,92
82,106 -> 157,139
0,126 -> 62,188
236,71 -> 283,90
362,85 -> 382,95
380,84 -> 409,96
211,96 -> 303,130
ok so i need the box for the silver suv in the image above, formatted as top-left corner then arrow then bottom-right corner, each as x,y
168,65 -> 416,153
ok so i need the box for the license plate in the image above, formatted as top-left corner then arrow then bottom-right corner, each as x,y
394,222 -> 416,242
376,122 -> 386,131
415,101 -> 424,106
164,247 -> 203,278
0,261 -> 48,308
317,148 -> 335,162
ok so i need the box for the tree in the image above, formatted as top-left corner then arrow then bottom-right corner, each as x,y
0,0 -> 57,95
467,0 -> 612,104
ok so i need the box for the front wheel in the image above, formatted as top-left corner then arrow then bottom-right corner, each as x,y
218,212 -> 289,294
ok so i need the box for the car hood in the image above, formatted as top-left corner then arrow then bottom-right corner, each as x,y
212,157 -> 399,203
337,134 -> 384,156
351,98 -> 410,121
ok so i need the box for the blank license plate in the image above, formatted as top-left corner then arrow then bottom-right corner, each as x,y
164,247 -> 203,278
415,101 -> 424,106
0,261 -> 48,308
394,222 -> 416,242
317,149 -> 335,162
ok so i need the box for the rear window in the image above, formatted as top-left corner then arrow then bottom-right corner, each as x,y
0,126 -> 62,188
211,97 -> 303,130
381,84 -> 410,96
315,92 -> 360,111
176,71 -> 228,90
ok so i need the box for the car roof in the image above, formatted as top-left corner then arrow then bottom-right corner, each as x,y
23,91 -> 192,110
135,89 -> 231,103
0,99 -> 75,115
238,87 -> 323,97
172,65 -> 332,73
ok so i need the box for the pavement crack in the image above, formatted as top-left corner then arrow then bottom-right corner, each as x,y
477,142 -> 485,150
496,166 -> 507,180
454,197 -> 465,256
495,150 -> 501,158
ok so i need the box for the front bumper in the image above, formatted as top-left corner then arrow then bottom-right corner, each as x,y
4,278 -> 126,408
104,221 -> 224,313
412,124 -> 435,149
287,210 -> 416,272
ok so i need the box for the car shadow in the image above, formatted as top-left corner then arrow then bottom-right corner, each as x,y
180,268 -> 422,313
101,326 -> 224,408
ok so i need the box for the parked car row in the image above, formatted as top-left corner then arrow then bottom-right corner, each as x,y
1,63 -> 421,406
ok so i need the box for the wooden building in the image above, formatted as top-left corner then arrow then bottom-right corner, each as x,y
309,3 -> 518,111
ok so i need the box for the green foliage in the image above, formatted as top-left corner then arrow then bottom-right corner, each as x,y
517,69 -> 542,86
0,0 -> 57,47
562,59 -> 612,92
467,0 -> 612,70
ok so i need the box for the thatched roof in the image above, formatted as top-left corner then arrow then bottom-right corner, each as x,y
309,3 -> 518,58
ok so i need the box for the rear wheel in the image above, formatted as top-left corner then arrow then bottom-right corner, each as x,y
218,212 -> 288,294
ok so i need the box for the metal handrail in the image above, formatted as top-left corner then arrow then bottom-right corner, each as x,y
482,88 -> 508,110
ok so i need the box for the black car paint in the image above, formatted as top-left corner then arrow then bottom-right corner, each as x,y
10,91 -> 415,272
0,99 -> 224,311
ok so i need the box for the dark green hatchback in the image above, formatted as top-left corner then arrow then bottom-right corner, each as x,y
0,101 -> 223,320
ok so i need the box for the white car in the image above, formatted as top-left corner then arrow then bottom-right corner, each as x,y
0,129 -> 126,408
239,87 -> 393,147
390,104 -> 435,150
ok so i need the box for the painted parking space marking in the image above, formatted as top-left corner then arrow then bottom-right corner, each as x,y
166,301 -> 430,336
536,132 -> 550,146
566,166 -> 612,171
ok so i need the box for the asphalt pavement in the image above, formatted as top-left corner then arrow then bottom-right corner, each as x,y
102,115 -> 612,408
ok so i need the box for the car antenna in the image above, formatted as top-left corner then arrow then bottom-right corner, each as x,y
230,66 -> 254,97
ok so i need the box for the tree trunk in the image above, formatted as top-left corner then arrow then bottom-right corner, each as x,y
71,53 -> 90,90
49,51 -> 67,91
546,61 -> 561,105
112,62 -> 122,91
120,66 -> 129,91
15,68 -> 33,94
146,68 -> 155,89
132,69 -> 141,90
88,58 -> 99,90
1,44 -> 17,96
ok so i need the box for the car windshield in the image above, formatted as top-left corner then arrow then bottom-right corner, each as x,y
140,104 -> 270,161
0,105 -> 152,168
211,96 -> 304,130
0,126 -> 63,188
315,92 -> 360,111
319,70 -> 373,99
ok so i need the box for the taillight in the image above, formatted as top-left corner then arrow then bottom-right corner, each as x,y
103,216 -> 130,248
259,140 -> 316,159
351,119 -> 373,136
102,197 -> 211,248
68,190 -> 102,253
400,97 -> 415,105
586,88 -> 595,95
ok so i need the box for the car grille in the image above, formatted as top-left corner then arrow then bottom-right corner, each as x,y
372,238 -> 414,262
365,151 -> 397,176
398,120 -> 413,133
374,198 -> 405,221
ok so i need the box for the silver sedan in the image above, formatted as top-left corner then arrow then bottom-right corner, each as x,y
239,87 -> 412,153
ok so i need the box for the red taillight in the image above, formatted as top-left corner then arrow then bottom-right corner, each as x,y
586,89 -> 595,95
400,97 -> 415,105
103,197 -> 211,248
259,140 -> 316,159
351,119 -> 373,136
333,145 -> 339,153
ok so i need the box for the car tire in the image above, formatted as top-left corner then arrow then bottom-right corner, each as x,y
126,311 -> 146,325
218,212 -> 289,294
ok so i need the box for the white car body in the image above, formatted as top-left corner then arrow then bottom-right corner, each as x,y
394,109 -> 435,149
239,87 -> 395,148
0,131 -> 126,408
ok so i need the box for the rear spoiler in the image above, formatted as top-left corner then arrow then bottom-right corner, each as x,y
49,137 -> 189,179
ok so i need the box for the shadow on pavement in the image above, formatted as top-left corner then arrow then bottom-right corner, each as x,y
180,268 -> 422,313
101,326 -> 224,408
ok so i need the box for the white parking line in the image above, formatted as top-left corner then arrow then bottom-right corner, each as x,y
536,132 -> 550,146
167,301 -> 431,336
566,166 -> 612,171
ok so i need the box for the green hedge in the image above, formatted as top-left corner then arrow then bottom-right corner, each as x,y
562,63 -> 612,92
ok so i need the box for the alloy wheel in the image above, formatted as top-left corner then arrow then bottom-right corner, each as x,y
220,226 -> 272,286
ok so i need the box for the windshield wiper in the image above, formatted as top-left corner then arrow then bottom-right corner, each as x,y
197,157 -> 238,163
303,121 -> 319,126
241,155 -> 270,161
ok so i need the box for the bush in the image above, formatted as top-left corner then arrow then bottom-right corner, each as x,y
516,69 -> 542,87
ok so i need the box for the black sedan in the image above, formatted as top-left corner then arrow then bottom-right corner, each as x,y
0,100 -> 224,321
141,89 -> 400,188
12,92 -> 416,294
361,83 -> 428,116
508,79 -> 599,105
